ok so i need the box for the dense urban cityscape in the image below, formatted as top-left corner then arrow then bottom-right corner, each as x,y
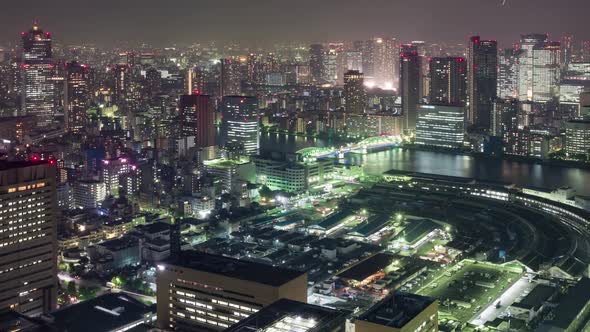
2,3 -> 590,332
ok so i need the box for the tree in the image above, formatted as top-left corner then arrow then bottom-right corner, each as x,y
67,281 -> 77,295
259,185 -> 273,199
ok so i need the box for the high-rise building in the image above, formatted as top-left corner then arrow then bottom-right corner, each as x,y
64,61 -> 89,133
565,119 -> 590,157
309,44 -> 325,83
21,22 -> 55,127
156,251 -> 308,331
322,46 -> 340,85
0,160 -> 57,316
428,57 -> 467,106
400,44 -> 422,132
497,49 -> 521,99
113,63 -> 130,106
415,104 -> 465,148
355,292 -> 438,332
468,36 -> 498,131
368,37 -> 398,89
220,58 -> 242,96
493,98 -> 519,137
344,70 -> 365,114
178,94 -> 215,148
517,34 -> 548,102
345,50 -> 363,72
221,96 -> 259,155
561,35 -> 574,65
532,41 -> 560,102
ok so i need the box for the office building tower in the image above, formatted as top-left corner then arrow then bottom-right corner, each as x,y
497,49 -> 521,99
368,37 -> 398,89
532,41 -> 560,102
580,40 -> 590,62
156,251 -> 307,331
493,98 -> 519,137
225,299 -> 346,332
400,44 -> 422,131
322,46 -> 339,85
220,58 -> 242,96
21,22 -> 55,127
178,94 -> 215,148
355,293 -> 438,332
221,96 -> 259,155
565,119 -> 590,157
0,160 -> 57,316
309,44 -> 325,83
468,36 -> 498,131
344,70 -> 365,114
415,104 -> 465,148
113,63 -> 130,106
64,61 -> 89,133
561,35 -> 574,65
428,57 -> 467,106
517,34 -> 548,102
345,50 -> 363,72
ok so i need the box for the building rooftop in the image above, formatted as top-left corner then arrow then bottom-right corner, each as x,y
357,292 -> 436,329
547,277 -> 590,329
225,299 -> 346,332
45,293 -> 154,332
168,251 -> 306,287
337,253 -> 396,282
0,160 -> 49,171
512,284 -> 556,310
96,236 -> 139,251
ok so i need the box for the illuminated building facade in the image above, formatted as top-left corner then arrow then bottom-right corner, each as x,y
497,49 -> 521,99
416,104 -> 465,148
64,61 -> 89,133
221,96 -> 259,156
0,161 -> 57,316
21,22 -> 55,127
565,119 -> 590,157
156,251 -> 307,331
344,70 -> 365,114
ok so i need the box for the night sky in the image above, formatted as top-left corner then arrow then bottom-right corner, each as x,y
0,0 -> 587,46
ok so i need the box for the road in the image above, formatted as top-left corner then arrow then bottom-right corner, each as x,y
470,275 -> 536,325
58,272 -> 156,303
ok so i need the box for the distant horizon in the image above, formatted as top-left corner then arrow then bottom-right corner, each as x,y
0,0 -> 588,48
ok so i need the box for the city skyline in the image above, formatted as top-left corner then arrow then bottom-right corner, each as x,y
0,0 -> 589,46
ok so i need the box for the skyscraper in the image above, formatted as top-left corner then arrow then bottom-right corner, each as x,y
517,34 -> 548,102
532,41 -> 560,102
178,94 -> 215,148
497,49 -> 521,99
113,63 -> 130,106
21,22 -> 55,127
369,37 -> 398,89
400,44 -> 422,132
64,61 -> 89,133
221,96 -> 259,155
0,160 -> 57,316
561,35 -> 574,65
309,44 -> 325,83
220,58 -> 242,96
428,57 -> 467,106
344,70 -> 365,114
468,36 -> 498,131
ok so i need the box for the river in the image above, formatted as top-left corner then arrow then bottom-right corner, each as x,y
260,132 -> 590,196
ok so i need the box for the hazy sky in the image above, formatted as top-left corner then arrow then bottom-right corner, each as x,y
0,0 -> 588,46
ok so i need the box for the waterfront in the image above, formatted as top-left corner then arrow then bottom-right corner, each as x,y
261,132 -> 590,195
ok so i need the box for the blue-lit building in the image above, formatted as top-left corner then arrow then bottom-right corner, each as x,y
415,104 -> 465,148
